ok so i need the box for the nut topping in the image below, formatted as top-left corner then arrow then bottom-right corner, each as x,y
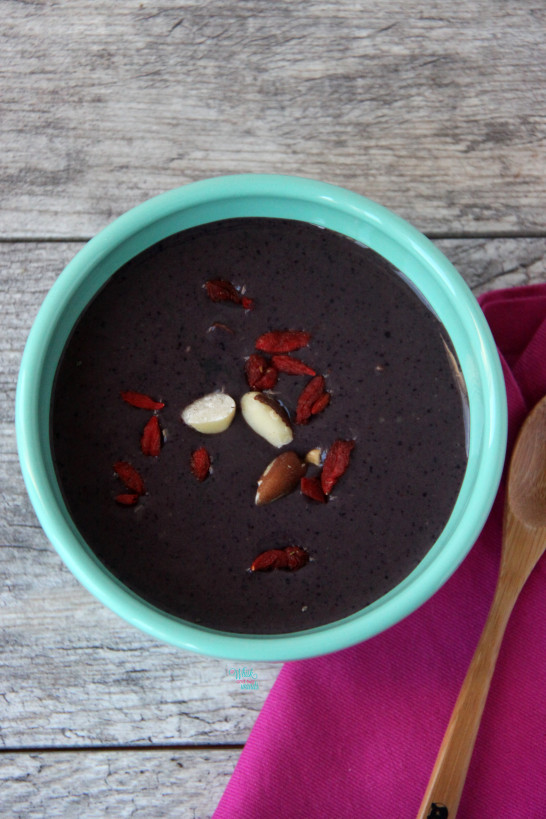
181,392 -> 236,434
305,447 -> 323,466
240,391 -> 293,448
255,451 -> 307,506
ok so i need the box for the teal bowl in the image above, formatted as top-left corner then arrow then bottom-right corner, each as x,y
16,175 -> 507,661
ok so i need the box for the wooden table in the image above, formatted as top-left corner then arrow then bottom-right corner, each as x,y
2,2 -> 545,816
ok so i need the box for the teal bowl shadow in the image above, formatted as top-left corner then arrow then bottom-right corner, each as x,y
16,174 -> 507,661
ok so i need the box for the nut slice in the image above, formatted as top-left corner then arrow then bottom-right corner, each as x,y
181,392 -> 236,434
305,447 -> 323,466
240,391 -> 293,448
255,451 -> 307,506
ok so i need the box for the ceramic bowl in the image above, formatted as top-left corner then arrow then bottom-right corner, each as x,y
16,175 -> 507,660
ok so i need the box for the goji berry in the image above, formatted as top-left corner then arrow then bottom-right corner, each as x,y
245,354 -> 278,391
120,391 -> 165,410
295,375 -> 326,424
255,366 -> 278,390
301,476 -> 327,503
208,321 -> 235,334
255,330 -> 311,354
113,461 -> 146,495
284,545 -> 309,570
245,353 -> 267,387
190,447 -> 211,481
321,439 -> 355,495
271,354 -> 316,376
250,546 -> 308,572
115,493 -> 140,506
251,549 -> 289,572
205,279 -> 254,309
140,415 -> 162,457
311,391 -> 331,416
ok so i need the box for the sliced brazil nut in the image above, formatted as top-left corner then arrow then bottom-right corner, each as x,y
255,451 -> 307,506
305,447 -> 323,466
181,392 -> 236,434
240,391 -> 293,448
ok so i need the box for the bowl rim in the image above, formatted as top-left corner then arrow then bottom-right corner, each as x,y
15,173 -> 507,661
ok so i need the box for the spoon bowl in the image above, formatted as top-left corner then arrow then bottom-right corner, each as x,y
418,393 -> 546,819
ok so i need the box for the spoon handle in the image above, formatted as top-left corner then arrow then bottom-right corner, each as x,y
415,570 -> 520,819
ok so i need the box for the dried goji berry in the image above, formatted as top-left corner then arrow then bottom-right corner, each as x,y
245,354 -> 278,391
113,461 -> 146,495
190,446 -> 211,481
301,476 -> 327,503
120,391 -> 165,410
208,321 -> 235,334
311,391 -> 331,416
251,549 -> 289,572
295,375 -> 326,424
251,546 -> 309,571
115,493 -> 140,506
255,366 -> 278,390
245,353 -> 267,387
140,415 -> 162,457
205,279 -> 254,309
271,354 -> 316,376
321,439 -> 355,495
283,545 -> 309,570
255,330 -> 311,354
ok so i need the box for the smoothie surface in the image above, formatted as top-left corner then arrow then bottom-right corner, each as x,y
50,218 -> 468,633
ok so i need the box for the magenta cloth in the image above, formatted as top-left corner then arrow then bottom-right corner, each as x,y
214,283 -> 546,819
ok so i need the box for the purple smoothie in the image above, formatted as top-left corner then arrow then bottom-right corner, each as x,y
50,218 -> 468,634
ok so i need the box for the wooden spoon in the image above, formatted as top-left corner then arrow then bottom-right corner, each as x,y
417,394 -> 546,819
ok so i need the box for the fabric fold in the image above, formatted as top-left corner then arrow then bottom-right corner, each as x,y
214,283 -> 546,819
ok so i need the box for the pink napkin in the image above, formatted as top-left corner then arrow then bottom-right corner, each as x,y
214,283 -> 546,819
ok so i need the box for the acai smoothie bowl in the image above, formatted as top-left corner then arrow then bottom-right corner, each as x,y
16,175 -> 507,661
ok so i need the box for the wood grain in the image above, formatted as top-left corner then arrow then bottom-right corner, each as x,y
2,0 -> 545,237
0,749 -> 240,818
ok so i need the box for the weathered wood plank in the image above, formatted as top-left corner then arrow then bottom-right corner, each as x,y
2,1 -> 544,237
0,553 -> 279,748
2,238 -> 545,749
435,238 -> 546,295
0,748 -> 240,818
